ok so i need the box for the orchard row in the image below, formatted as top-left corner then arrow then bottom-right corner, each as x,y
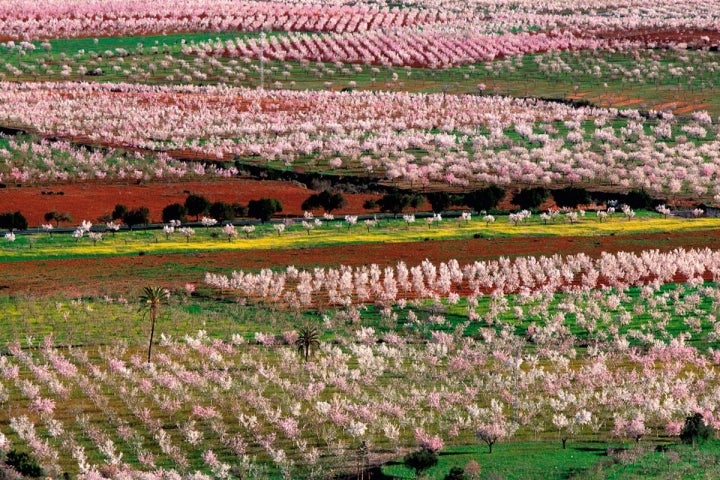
3,83 -> 720,196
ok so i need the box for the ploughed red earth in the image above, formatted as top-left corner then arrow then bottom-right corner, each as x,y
0,178 -> 380,225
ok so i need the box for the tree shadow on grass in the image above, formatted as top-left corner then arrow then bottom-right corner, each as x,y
437,451 -> 474,457
335,466 -> 395,480
573,446 -> 611,456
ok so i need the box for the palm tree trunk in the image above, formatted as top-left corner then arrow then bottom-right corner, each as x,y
147,310 -> 156,362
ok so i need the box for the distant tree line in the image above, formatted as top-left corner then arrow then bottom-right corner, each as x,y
0,186 -> 668,234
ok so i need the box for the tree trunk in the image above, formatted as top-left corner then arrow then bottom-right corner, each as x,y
562,438 -> 567,449
147,310 -> 156,363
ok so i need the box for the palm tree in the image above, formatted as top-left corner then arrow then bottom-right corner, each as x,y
296,325 -> 320,362
139,286 -> 169,363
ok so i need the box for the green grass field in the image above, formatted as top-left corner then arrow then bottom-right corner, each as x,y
382,440 -> 720,479
383,441 -> 612,479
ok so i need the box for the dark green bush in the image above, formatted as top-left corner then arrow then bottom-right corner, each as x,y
624,189 -> 654,210
377,192 -> 423,216
363,199 -> 378,210
185,194 -> 211,221
208,201 -> 236,222
464,185 -> 505,212
404,448 -> 438,476
680,413 -> 713,446
444,466 -> 467,480
552,187 -> 590,208
248,198 -> 283,223
426,192 -> 462,213
5,450 -> 43,477
0,211 -> 28,231
301,190 -> 347,213
511,187 -> 549,210
161,203 -> 187,223
121,206 -> 150,230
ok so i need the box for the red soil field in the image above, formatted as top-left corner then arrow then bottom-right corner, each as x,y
0,178 -> 380,226
585,28 -> 720,48
4,229 -> 720,299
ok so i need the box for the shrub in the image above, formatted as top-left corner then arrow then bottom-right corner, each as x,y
426,192 -> 460,213
162,203 -> 187,223
208,201 -> 236,222
403,448 -> 438,476
111,204 -> 128,221
44,210 -> 59,224
624,189 -> 654,210
377,192 -> 423,216
232,203 -> 248,218
464,185 -> 505,212
363,199 -> 378,210
248,198 -> 283,223
409,194 -> 425,211
301,190 -> 347,213
121,206 -> 150,230
680,413 -> 713,446
511,187 -> 549,210
0,211 -> 27,231
5,450 -> 43,477
444,466 -> 467,480
56,212 -> 73,225
552,187 -> 590,208
185,194 -> 210,221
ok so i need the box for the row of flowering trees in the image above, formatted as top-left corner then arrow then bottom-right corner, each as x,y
2,82 -> 720,195
4,0 -> 719,45
3,34 -> 716,96
0,136 -> 237,185
205,247 -> 720,308
1,0 -> 450,41
186,28 -> 629,69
